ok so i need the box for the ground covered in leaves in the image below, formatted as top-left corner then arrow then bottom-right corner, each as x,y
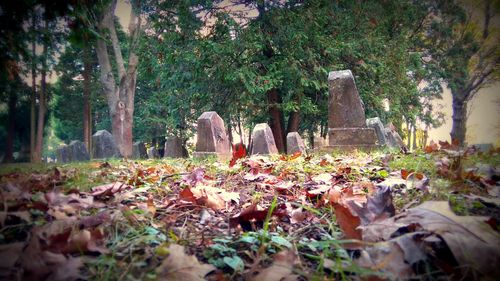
1,143 -> 499,281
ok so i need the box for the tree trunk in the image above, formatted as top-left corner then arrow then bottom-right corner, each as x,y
267,88 -> 286,153
30,40 -> 36,162
450,93 -> 467,146
33,17 -> 48,163
412,124 -> 417,150
4,92 -> 17,163
83,44 -> 92,151
95,0 -> 140,158
287,111 -> 300,133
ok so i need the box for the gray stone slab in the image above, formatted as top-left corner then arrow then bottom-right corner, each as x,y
328,70 -> 366,128
147,147 -> 160,159
164,137 -> 187,158
57,140 -> 90,163
193,111 -> 231,159
286,132 -> 306,155
250,123 -> 278,155
132,142 -> 147,159
92,130 -> 121,159
366,117 -> 387,145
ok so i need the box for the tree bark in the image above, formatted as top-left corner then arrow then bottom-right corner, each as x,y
450,92 -> 467,146
267,88 -> 286,153
33,17 -> 48,163
83,44 -> 92,151
412,124 -> 417,150
287,111 -> 300,133
4,92 -> 17,163
30,12 -> 37,163
95,0 -> 141,158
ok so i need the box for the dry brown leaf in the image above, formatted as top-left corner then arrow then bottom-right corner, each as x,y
0,242 -> 25,269
361,201 -> 500,278
250,250 -> 298,281
156,244 -> 215,281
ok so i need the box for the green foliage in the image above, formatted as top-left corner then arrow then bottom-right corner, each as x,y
134,0 -> 449,141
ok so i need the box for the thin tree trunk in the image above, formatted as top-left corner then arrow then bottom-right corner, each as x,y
287,111 -> 300,133
30,13 -> 36,162
450,93 -> 467,146
412,124 -> 417,150
4,92 -> 17,163
34,17 -> 48,163
227,115 -> 233,145
83,44 -> 92,150
268,88 -> 286,153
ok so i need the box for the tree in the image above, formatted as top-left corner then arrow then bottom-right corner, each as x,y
426,0 -> 499,145
94,0 -> 142,157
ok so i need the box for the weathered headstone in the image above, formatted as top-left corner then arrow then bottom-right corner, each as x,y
57,140 -> 90,163
132,142 -> 147,159
147,147 -> 160,159
384,123 -> 405,149
473,143 -> 493,152
193,111 -> 231,159
250,123 -> 278,155
286,132 -> 306,155
366,117 -> 387,146
164,137 -> 187,158
92,130 -> 121,159
327,70 -> 377,149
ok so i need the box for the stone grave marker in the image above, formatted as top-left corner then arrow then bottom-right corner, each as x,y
57,140 -> 90,163
286,132 -> 306,155
327,70 -> 377,149
193,112 -> 231,159
164,137 -> 187,158
147,147 -> 160,159
250,123 -> 278,155
92,130 -> 121,159
132,142 -> 147,159
366,117 -> 387,146
384,123 -> 405,149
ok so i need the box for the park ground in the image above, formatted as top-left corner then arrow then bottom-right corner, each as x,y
0,143 -> 499,281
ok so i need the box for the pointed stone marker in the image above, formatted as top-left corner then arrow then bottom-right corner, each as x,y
132,142 -> 147,159
57,140 -> 90,163
366,117 -> 387,146
250,123 -> 278,155
164,137 -> 187,158
327,70 -> 377,149
147,147 -> 160,159
286,132 -> 306,155
92,130 -> 121,159
193,111 -> 231,159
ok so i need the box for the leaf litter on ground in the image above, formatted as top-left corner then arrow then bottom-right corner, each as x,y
0,146 -> 498,280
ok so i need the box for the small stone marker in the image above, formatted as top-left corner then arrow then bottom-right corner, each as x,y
92,130 -> 121,159
366,117 -> 387,146
250,123 -> 278,155
147,147 -> 160,159
384,123 -> 405,149
327,70 -> 377,149
193,111 -> 231,159
286,132 -> 306,155
313,136 -> 327,149
164,137 -> 187,158
132,142 -> 147,159
57,140 -> 90,163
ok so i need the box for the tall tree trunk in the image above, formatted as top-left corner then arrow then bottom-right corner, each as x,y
30,13 -> 36,162
287,111 -> 300,133
4,92 -> 17,163
95,0 -> 140,158
450,93 -> 467,146
34,17 -> 48,163
267,88 -> 286,153
83,44 -> 92,150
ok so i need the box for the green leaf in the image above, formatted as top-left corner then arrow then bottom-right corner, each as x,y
271,236 -> 292,248
223,256 -> 244,271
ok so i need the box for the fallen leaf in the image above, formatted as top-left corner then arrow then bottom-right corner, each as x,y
250,250 -> 298,281
156,244 -> 215,281
91,182 -> 130,198
361,201 -> 500,278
